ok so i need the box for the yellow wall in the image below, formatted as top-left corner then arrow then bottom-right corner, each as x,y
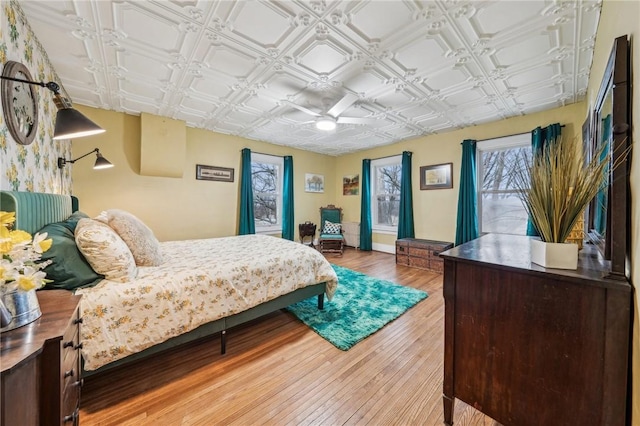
336,102 -> 586,249
586,0 -> 640,421
70,105 -> 336,242
72,102 -> 585,249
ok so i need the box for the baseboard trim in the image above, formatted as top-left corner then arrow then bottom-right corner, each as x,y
372,243 -> 395,254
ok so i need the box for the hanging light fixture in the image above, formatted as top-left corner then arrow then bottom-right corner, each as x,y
58,148 -> 114,170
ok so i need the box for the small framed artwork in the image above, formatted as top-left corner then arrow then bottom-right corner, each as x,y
420,162 -> 453,190
305,173 -> 324,193
343,174 -> 359,195
196,164 -> 234,182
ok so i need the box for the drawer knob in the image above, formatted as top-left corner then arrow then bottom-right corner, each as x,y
74,317 -> 83,325
64,369 -> 74,378
63,341 -> 74,348
74,343 -> 83,350
73,378 -> 84,388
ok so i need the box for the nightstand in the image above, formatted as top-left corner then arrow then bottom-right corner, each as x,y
1,290 -> 83,425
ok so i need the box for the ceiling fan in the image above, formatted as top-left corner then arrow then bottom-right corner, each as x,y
287,93 -> 378,131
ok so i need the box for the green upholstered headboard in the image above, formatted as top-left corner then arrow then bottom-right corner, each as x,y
0,191 -> 78,234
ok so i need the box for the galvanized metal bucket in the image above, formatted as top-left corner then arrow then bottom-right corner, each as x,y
0,289 -> 41,332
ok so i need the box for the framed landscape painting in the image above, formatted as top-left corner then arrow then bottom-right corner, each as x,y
305,173 -> 324,193
420,163 -> 453,190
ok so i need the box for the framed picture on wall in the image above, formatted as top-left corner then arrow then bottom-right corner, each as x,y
343,174 -> 359,195
196,164 -> 234,182
305,173 -> 324,193
420,162 -> 453,190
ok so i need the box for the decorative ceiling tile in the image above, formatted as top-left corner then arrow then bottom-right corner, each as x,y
18,0 -> 602,156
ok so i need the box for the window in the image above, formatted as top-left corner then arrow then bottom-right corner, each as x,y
477,134 -> 531,235
371,155 -> 402,233
251,153 -> 283,233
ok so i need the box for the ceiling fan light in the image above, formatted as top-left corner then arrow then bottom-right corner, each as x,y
316,116 -> 336,131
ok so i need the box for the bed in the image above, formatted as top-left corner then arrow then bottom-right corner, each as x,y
0,190 -> 338,374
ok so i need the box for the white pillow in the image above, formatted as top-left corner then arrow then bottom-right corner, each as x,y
324,220 -> 342,234
75,218 -> 137,283
95,209 -> 163,266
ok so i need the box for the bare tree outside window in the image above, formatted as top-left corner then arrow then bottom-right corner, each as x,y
375,164 -> 402,226
479,145 -> 531,234
252,162 -> 279,226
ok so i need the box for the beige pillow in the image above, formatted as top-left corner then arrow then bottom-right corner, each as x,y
95,209 -> 163,266
75,218 -> 137,283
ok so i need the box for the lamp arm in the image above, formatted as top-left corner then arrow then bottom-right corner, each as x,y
0,75 -> 60,94
68,148 -> 99,164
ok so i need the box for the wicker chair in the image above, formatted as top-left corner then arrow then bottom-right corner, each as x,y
318,205 -> 344,255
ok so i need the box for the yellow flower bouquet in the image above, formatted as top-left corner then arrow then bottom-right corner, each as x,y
0,211 -> 53,291
0,211 -> 53,329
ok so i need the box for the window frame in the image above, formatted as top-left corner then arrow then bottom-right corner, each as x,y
251,153 -> 284,234
370,154 -> 402,234
476,133 -> 530,236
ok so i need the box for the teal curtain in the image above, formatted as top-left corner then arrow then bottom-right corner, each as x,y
526,123 -> 562,236
359,159 -> 372,251
397,151 -> 415,239
282,156 -> 294,240
238,148 -> 255,235
594,115 -> 611,235
455,140 -> 478,246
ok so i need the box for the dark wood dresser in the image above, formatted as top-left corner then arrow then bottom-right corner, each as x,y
440,234 -> 631,426
396,238 -> 453,273
1,290 -> 83,425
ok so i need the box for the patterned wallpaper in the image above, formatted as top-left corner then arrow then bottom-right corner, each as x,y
0,0 -> 72,194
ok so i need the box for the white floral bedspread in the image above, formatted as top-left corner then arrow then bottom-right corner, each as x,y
76,234 -> 337,371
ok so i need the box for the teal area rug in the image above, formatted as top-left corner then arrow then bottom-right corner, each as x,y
286,264 -> 428,350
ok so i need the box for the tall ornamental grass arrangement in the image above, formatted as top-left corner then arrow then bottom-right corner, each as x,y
512,135 -> 610,244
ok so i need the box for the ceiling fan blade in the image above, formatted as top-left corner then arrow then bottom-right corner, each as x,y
327,93 -> 358,117
286,101 -> 321,117
337,116 -> 379,125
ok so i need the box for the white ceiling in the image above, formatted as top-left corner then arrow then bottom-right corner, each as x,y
20,0 -> 601,156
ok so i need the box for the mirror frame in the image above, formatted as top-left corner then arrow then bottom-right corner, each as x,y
587,35 -> 631,279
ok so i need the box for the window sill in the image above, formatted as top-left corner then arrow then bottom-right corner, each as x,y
372,227 -> 397,236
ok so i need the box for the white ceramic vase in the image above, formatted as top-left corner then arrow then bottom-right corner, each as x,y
530,238 -> 579,270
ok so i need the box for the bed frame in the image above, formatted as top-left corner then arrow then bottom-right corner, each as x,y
0,190 -> 326,376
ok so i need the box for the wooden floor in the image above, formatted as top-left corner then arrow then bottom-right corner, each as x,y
80,248 -> 498,425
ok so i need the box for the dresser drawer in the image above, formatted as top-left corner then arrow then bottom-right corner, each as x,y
61,378 -> 81,424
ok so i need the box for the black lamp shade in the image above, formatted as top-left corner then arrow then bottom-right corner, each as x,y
53,108 -> 105,140
93,152 -> 114,169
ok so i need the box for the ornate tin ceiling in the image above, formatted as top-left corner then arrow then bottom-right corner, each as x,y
19,0 -> 601,155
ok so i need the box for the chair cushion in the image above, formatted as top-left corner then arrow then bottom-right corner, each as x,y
320,233 -> 344,240
323,220 -> 342,234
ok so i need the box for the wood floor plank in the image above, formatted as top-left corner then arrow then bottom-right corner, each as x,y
80,248 -> 497,425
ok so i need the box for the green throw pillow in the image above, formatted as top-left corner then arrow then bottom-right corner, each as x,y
38,212 -> 104,291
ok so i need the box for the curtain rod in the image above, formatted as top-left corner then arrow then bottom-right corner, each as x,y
368,152 -> 406,161
468,125 -> 566,144
243,149 -> 286,158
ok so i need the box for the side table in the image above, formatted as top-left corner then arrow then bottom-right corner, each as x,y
298,222 -> 316,248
